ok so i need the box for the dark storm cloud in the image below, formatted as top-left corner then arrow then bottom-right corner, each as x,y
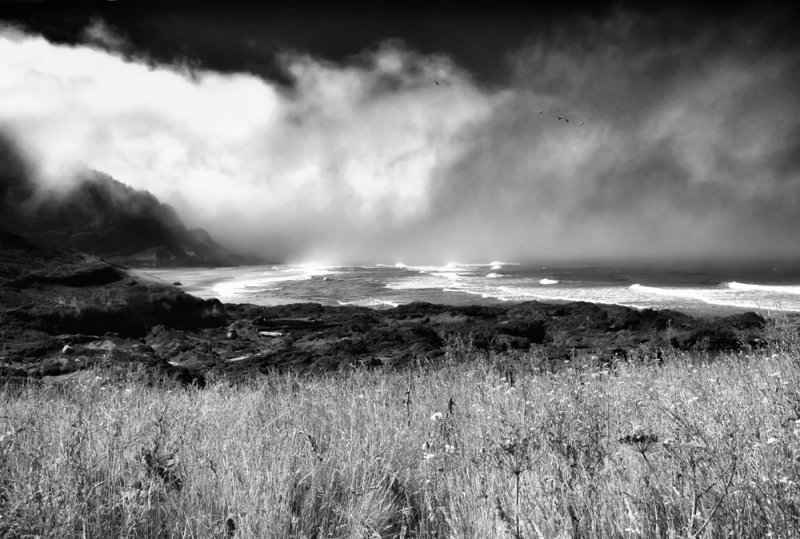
1,4 -> 799,264
1,1 -> 758,86
411,9 -> 800,262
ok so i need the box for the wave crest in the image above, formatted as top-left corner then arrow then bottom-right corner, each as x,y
726,282 -> 800,295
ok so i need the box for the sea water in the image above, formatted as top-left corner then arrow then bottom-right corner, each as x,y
139,261 -> 800,316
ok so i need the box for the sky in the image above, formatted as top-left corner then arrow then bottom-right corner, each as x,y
1,1 -> 799,265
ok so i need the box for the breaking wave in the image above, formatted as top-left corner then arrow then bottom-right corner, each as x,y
147,264 -> 800,313
211,266 -> 334,299
725,281 -> 800,295
337,298 -> 400,308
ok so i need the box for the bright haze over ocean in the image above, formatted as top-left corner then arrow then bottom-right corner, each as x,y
2,1 -> 800,305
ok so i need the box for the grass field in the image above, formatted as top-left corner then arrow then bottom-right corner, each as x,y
1,317 -> 799,538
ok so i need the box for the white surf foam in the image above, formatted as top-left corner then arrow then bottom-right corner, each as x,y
489,284 -> 659,308
726,282 -> 800,295
629,283 -> 800,312
143,264 -> 800,313
628,284 -> 696,298
628,284 -> 723,305
211,267 -> 334,299
338,298 -> 400,308
211,278 -> 279,298
443,286 -> 473,294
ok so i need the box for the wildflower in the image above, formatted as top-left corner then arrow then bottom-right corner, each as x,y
444,444 -> 455,453
430,412 -> 443,421
424,453 -> 435,460
767,437 -> 779,445
620,432 -> 659,447
620,431 -> 659,464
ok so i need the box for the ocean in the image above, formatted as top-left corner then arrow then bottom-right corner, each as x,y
139,261 -> 800,316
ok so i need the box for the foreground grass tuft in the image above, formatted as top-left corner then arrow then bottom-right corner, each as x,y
1,317 -> 799,537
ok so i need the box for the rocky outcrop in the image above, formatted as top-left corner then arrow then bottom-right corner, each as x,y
0,230 -> 227,384
134,300 -> 770,377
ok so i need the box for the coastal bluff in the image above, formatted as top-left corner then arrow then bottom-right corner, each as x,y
0,134 -> 253,268
0,230 -> 772,385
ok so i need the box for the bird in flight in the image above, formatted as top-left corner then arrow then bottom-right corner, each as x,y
579,122 -> 584,126
538,110 -> 543,114
435,81 -> 440,85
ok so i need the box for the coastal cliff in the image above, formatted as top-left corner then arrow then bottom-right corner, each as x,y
0,134 -> 254,268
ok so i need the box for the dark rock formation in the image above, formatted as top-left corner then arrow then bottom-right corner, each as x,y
0,230 -> 226,384
127,299 -> 769,377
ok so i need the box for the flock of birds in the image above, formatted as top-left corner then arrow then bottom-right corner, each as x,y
434,80 -> 584,125
547,110 -> 584,126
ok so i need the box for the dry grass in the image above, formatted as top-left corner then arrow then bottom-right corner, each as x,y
1,316 -> 799,538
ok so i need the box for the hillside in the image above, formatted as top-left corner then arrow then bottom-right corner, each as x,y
0,134 -> 253,267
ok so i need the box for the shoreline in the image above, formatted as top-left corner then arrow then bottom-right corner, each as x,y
0,231 -> 789,384
137,264 -> 800,320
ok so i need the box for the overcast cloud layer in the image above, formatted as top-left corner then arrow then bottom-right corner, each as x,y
1,11 -> 799,264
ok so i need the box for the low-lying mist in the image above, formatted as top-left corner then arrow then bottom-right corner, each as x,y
1,10 -> 799,265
